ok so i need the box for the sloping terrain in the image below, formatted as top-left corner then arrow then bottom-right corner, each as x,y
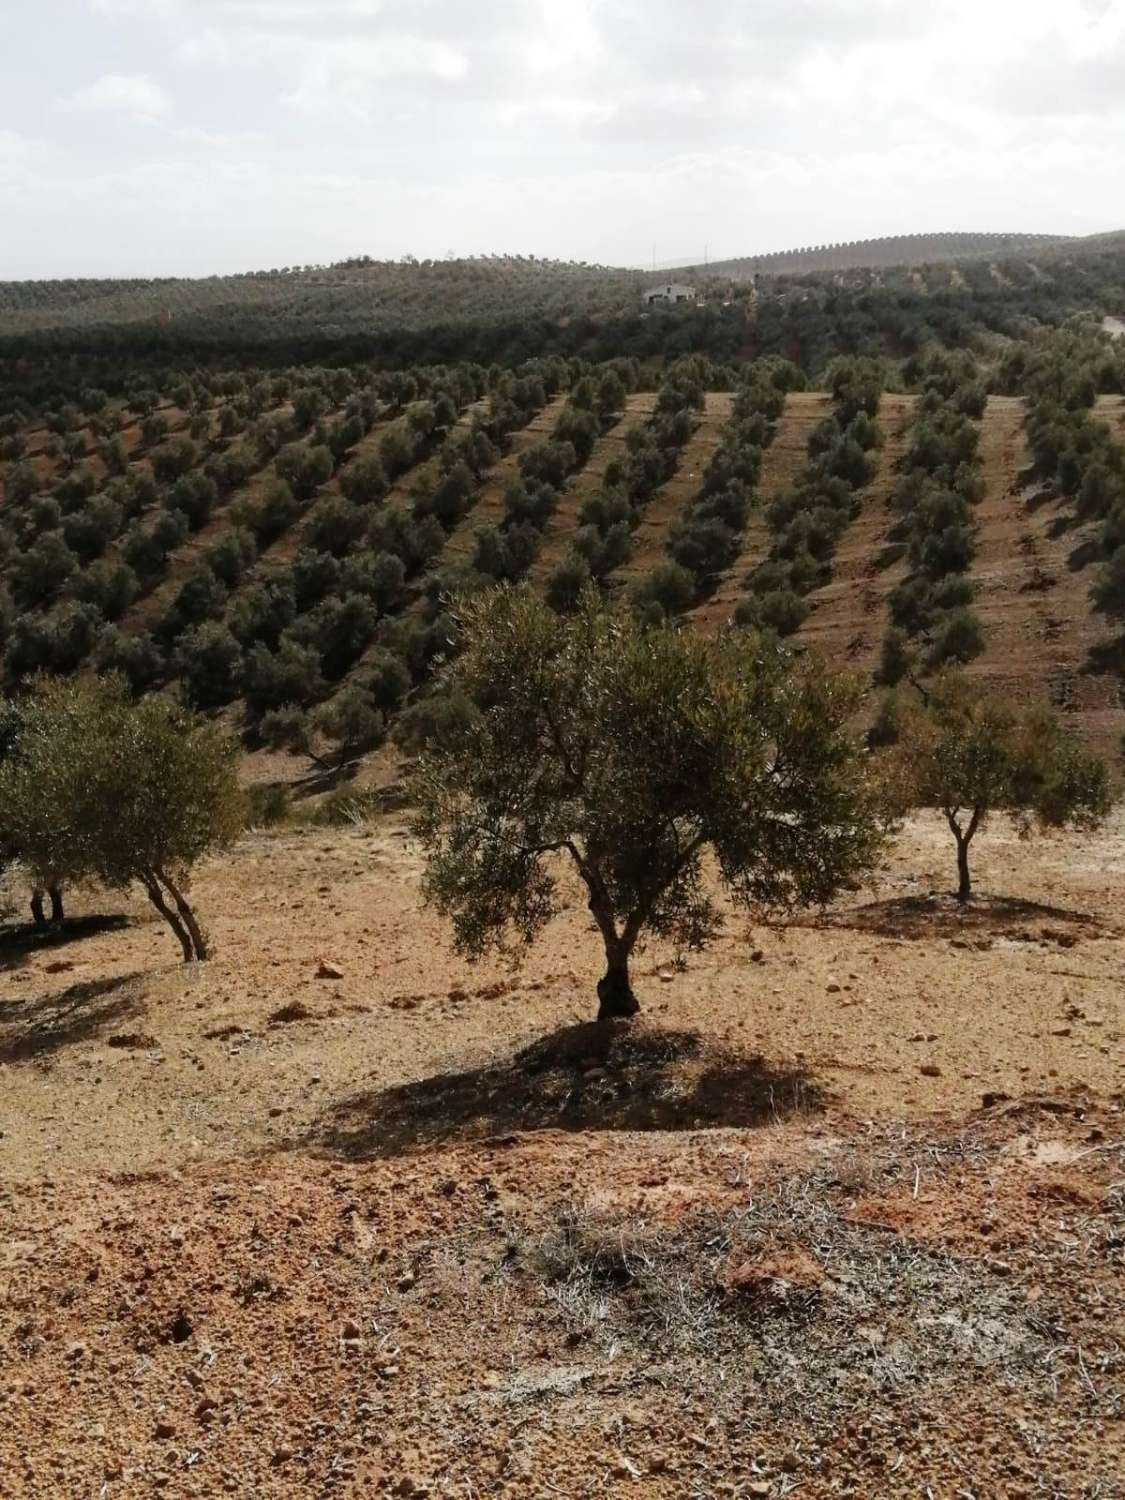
794,392 -> 918,675
1,809 -> 1122,1497
690,391 -> 833,633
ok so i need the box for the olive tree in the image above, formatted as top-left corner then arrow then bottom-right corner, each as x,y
412,589 -> 890,1020
0,676 -> 244,960
887,672 -> 1113,901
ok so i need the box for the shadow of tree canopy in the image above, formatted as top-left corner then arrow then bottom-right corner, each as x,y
0,914 -> 131,974
807,892 -> 1103,942
1085,632 -> 1125,681
0,971 -> 147,1063
303,1022 -> 827,1160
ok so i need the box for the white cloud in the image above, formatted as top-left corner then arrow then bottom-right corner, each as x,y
6,0 -> 1119,275
62,73 -> 172,120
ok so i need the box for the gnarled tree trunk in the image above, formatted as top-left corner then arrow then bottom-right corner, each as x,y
140,870 -> 194,962
158,868 -> 209,961
49,886 -> 63,923
597,941 -> 640,1021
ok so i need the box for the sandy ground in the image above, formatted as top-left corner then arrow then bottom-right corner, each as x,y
1,811 -> 1122,1497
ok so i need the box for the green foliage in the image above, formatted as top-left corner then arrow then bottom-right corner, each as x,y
545,552 -> 592,614
885,672 -> 1113,899
175,622 -> 243,709
0,676 -> 243,959
276,442 -> 333,500
315,684 -> 385,763
412,589 -> 889,1018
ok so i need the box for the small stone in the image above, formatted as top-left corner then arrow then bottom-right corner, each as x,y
341,1318 -> 361,1341
919,1063 -> 941,1077
268,1106 -> 283,1118
153,1419 -> 176,1441
614,1456 -> 641,1479
195,1396 -> 219,1419
750,949 -> 765,962
396,1271 -> 416,1292
826,979 -> 841,994
747,1483 -> 771,1498
316,960 -> 345,980
169,1311 -> 193,1344
66,1341 -> 87,1362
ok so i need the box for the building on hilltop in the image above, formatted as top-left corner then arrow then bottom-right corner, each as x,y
641,282 -> 696,309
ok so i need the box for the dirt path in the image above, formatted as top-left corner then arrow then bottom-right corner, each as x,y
612,392 -> 735,588
526,393 -> 657,585
965,395 -> 1124,755
690,391 -> 832,633
795,393 -> 918,674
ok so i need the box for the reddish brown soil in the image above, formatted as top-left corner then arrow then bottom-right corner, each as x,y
440,394 -> 571,564
1,811 -> 1122,1497
527,395 -> 657,585
691,391 -> 833,633
964,395 -> 1123,756
612,393 -> 734,587
795,393 -> 917,675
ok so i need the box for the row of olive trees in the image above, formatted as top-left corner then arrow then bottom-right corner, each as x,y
411,589 -> 1114,1018
0,596 -> 1111,1015
0,677 -> 242,960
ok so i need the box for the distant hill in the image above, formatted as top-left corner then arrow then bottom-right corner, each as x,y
0,256 -> 644,338
659,232 -> 1080,279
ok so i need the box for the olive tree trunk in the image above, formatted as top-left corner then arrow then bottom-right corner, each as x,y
597,938 -> 640,1021
158,868 -> 209,961
579,860 -> 643,1022
945,808 -> 982,903
140,870 -> 194,962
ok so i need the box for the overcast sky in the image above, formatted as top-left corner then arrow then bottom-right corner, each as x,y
2,0 -> 1123,279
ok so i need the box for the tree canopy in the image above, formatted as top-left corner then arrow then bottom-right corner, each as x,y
885,671 -> 1113,900
411,589 -> 890,1019
0,675 -> 243,959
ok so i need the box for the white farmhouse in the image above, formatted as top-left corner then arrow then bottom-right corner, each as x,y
641,282 -> 697,309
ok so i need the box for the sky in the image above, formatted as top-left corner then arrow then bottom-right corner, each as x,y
2,0 -> 1124,279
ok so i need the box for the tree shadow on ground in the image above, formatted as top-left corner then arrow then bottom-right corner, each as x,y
1085,632 -> 1125,681
807,892 -> 1103,942
0,914 -> 131,974
303,1022 -> 827,1160
1066,537 -> 1102,572
0,971 -> 147,1063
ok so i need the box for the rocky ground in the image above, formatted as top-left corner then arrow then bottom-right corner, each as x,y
1,810 -> 1122,1497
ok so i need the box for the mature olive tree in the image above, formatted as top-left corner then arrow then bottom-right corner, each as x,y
412,589 -> 890,1020
887,671 -> 1113,901
0,676 -> 244,960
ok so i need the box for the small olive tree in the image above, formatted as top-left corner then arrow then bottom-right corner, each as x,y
411,589 -> 890,1020
0,676 -> 244,960
887,671 -> 1112,901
